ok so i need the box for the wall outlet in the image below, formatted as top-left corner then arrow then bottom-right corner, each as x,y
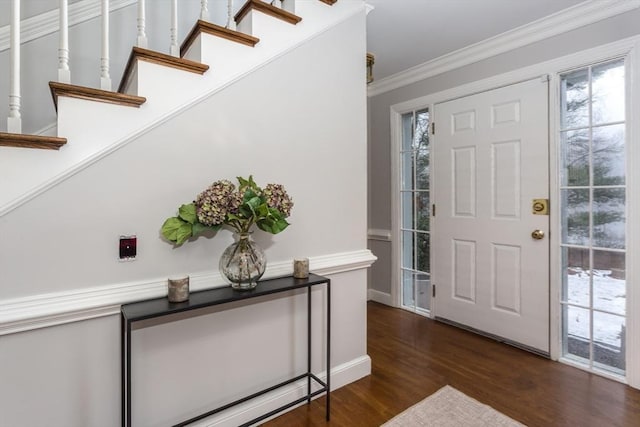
119,235 -> 137,261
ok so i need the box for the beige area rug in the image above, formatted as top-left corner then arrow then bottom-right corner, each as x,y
382,385 -> 526,426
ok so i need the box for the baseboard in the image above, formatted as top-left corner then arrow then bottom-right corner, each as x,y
368,288 -> 392,306
195,355 -> 371,427
0,249 -> 376,336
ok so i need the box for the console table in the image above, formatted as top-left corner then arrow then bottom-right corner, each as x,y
121,273 -> 331,426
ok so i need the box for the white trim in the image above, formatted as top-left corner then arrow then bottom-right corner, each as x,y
0,2 -> 366,217
389,107 -> 402,308
389,36 -> 640,387
197,355 -> 371,426
367,0 -> 640,97
367,289 -> 391,306
367,228 -> 391,242
624,38 -> 640,389
0,249 -> 376,336
0,0 -> 136,53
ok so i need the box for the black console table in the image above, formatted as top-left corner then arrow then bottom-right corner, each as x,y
121,273 -> 331,426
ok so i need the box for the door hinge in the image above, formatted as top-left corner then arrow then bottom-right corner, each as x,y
431,122 -> 435,135
432,204 -> 436,217
432,284 -> 436,298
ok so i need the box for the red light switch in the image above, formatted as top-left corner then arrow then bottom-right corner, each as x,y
119,235 -> 137,260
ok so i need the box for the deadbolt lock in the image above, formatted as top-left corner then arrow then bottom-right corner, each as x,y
532,199 -> 549,215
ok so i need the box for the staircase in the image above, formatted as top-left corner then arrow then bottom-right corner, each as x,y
0,0 -> 363,215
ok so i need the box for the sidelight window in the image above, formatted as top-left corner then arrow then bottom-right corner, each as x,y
559,59 -> 626,375
400,109 -> 431,313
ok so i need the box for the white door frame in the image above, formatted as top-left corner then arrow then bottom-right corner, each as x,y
389,35 -> 640,388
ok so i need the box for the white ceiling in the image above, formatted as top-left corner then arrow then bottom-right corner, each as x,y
366,0 -> 587,81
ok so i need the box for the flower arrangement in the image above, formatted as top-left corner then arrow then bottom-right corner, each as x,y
161,176 -> 293,245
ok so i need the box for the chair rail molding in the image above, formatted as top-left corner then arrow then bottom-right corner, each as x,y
0,0 -> 137,53
367,0 -> 640,97
0,249 -> 376,336
368,228 -> 391,242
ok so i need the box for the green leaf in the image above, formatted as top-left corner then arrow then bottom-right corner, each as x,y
192,221 -> 220,236
257,221 -> 274,234
161,217 -> 187,242
175,222 -> 193,245
178,203 -> 197,224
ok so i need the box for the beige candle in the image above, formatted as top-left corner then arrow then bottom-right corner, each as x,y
293,258 -> 309,279
167,275 -> 189,302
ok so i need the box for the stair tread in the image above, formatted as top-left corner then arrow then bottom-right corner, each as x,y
181,20 -> 259,58
49,81 -> 146,110
319,0 -> 338,4
235,0 -> 302,25
0,132 -> 67,150
118,47 -> 210,93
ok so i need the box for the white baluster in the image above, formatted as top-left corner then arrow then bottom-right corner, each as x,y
200,0 -> 210,21
58,0 -> 70,83
100,0 -> 111,90
137,0 -> 147,48
7,0 -> 21,134
226,0 -> 236,31
272,0 -> 283,9
170,0 -> 179,57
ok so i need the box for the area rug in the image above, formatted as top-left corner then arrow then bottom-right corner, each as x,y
381,385 -> 526,426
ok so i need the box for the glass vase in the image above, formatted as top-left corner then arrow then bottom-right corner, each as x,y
219,232 -> 266,290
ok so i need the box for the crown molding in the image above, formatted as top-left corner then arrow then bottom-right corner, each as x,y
367,0 -> 640,97
0,249 -> 376,336
0,0 -> 136,52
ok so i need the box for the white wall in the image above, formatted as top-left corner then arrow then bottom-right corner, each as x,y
0,7 -> 372,426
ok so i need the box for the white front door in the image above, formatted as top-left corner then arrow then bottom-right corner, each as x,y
433,78 -> 550,353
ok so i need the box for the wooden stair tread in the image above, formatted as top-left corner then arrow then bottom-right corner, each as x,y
235,0 -> 302,25
181,20 -> 259,58
118,47 -> 210,93
0,132 -> 67,150
49,82 -> 146,110
319,0 -> 338,4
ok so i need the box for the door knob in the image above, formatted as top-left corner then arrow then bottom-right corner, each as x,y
531,229 -> 545,240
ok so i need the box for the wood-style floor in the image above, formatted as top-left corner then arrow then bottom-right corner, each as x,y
264,301 -> 640,426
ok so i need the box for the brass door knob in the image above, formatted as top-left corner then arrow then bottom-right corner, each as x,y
531,229 -> 545,240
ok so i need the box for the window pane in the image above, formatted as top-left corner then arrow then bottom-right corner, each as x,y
416,147 -> 430,190
563,305 -> 590,361
402,231 -> 414,269
562,247 -> 590,306
593,311 -> 625,372
561,189 -> 590,246
593,250 -> 625,315
415,109 -> 429,151
416,232 -> 430,273
593,188 -> 625,249
593,124 -> 625,186
401,191 -> 414,229
402,269 -> 415,308
401,113 -> 413,151
416,272 -> 430,311
416,191 -> 430,231
561,68 -> 589,129
401,151 -> 414,190
560,129 -> 589,187
592,59 -> 625,125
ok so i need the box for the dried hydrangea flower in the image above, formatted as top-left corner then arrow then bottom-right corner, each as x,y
263,183 -> 294,217
195,180 -> 235,226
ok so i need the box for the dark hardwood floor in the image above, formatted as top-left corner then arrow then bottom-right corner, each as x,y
264,301 -> 640,426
